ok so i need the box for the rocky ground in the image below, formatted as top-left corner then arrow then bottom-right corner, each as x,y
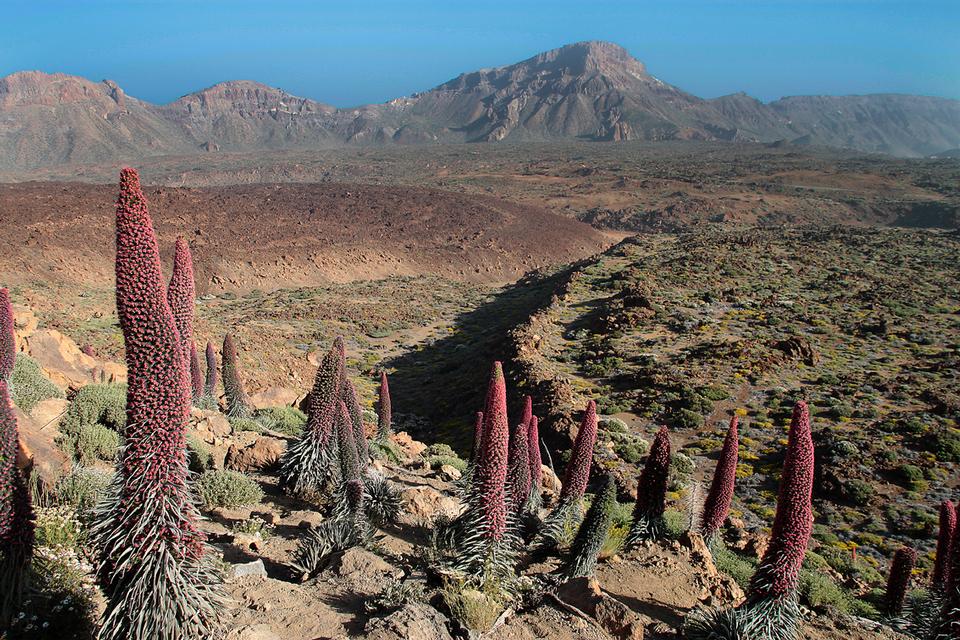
9,300 -> 913,639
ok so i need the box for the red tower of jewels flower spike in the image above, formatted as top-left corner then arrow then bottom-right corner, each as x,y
700,415 -> 739,542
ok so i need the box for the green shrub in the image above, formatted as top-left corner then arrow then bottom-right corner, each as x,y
933,429 -> 960,463
898,464 -> 925,490
616,441 -> 646,463
76,423 -> 120,464
599,416 -> 629,433
229,417 -> 264,433
673,408 -> 704,429
662,508 -> 687,539
842,479 -> 874,506
60,383 -> 126,436
428,455 -> 468,474
10,354 -> 64,413
54,467 -> 112,514
187,433 -> 212,472
9,546 -> 98,640
712,542 -> 757,588
195,469 -> 264,508
254,406 -> 307,436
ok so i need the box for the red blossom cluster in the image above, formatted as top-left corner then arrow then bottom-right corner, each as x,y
471,411 -> 484,462
560,400 -> 598,503
0,289 -> 14,382
475,362 -> 510,542
934,500 -> 956,590
166,237 -> 196,394
885,546 -> 916,616
204,341 -> 218,397
307,338 -> 346,447
340,377 -> 368,465
506,404 -> 531,517
747,401 -> 814,602
632,425 -> 671,524
221,334 -> 251,416
376,371 -> 392,441
527,415 -> 542,501
109,167 -> 204,561
0,381 -> 33,558
700,416 -> 739,540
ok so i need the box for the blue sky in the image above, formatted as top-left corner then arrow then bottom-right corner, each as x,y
2,0 -> 957,107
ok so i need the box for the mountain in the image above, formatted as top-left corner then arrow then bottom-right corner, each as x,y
2,41 -> 959,171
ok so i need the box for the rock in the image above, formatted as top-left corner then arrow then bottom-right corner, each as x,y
226,435 -> 286,472
364,603 -> 454,640
248,386 -> 302,409
286,510 -> 323,530
557,577 -> 647,640
230,559 -> 267,579
392,431 -> 427,458
12,304 -> 38,342
399,486 -> 460,524
24,328 -> 126,387
190,408 -> 233,442
541,464 -> 562,493
437,464 -> 462,481
327,547 -> 403,595
14,406 -> 69,488
29,397 -> 68,428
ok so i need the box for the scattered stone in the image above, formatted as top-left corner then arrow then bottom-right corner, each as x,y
400,486 -> 459,524
557,576 -> 647,640
327,547 -> 403,595
231,559 -> 267,580
249,386 -> 301,409
364,603 -> 454,640
437,464 -> 462,481
226,435 -> 286,472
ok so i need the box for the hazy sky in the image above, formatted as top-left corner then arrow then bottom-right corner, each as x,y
2,0 -> 958,107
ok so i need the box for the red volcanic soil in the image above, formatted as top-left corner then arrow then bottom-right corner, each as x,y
0,181 -> 613,292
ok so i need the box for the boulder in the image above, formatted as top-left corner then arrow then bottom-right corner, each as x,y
248,386 -> 302,410
24,328 -> 126,387
230,559 -> 268,580
399,486 -> 460,524
392,431 -> 427,458
557,577 -> 646,640
327,547 -> 403,596
226,435 -> 286,472
437,464 -> 462,481
15,406 -> 69,488
364,603 -> 454,640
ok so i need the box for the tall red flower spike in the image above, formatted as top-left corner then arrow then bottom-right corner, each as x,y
630,425 -> 671,532
518,395 -> 532,432
560,400 -> 598,502
475,361 -> 510,542
884,546 -> 916,617
335,399 -> 361,483
939,515 -> 960,636
471,410 -> 484,462
204,341 -> 218,397
747,401 -> 815,602
700,415 -> 739,540
189,343 -> 203,399
279,337 -> 345,494
340,377 -> 368,466
506,413 -> 531,517
94,168 -> 220,639
0,289 -> 14,382
166,237 -> 195,392
527,414 -> 542,497
376,370 -> 392,441
0,380 -> 33,619
934,500 -> 956,590
221,334 -> 251,417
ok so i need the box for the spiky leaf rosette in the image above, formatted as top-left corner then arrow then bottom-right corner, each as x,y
221,334 -> 252,418
934,500 -> 957,591
280,338 -> 346,496
683,605 -> 751,640
204,341 -> 218,397
526,415 -> 543,512
565,473 -> 616,579
92,168 -> 222,640
701,416 -> 739,543
376,370 -> 392,442
539,402 -> 598,548
189,342 -> 203,400
627,425 -> 671,544
0,381 -> 33,622
506,415 -> 530,518
884,546 -> 916,617
166,237 -> 196,389
0,289 -> 14,383
453,362 -> 517,589
737,401 -> 814,640
340,377 -> 369,467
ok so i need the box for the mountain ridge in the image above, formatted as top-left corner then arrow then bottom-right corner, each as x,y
2,41 -> 959,170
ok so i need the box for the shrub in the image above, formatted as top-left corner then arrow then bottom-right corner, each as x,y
228,417 -> 264,433
8,546 -> 98,640
59,383 -> 126,445
842,479 -> 874,506
54,467 -> 112,516
254,406 -> 306,436
441,581 -> 504,632
674,408 -> 704,429
186,434 -> 212,472
195,470 -> 263,508
34,506 -> 83,550
898,464 -> 924,490
76,423 -> 120,465
9,354 -> 64,413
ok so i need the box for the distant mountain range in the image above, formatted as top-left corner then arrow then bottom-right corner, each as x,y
2,41 -> 959,171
